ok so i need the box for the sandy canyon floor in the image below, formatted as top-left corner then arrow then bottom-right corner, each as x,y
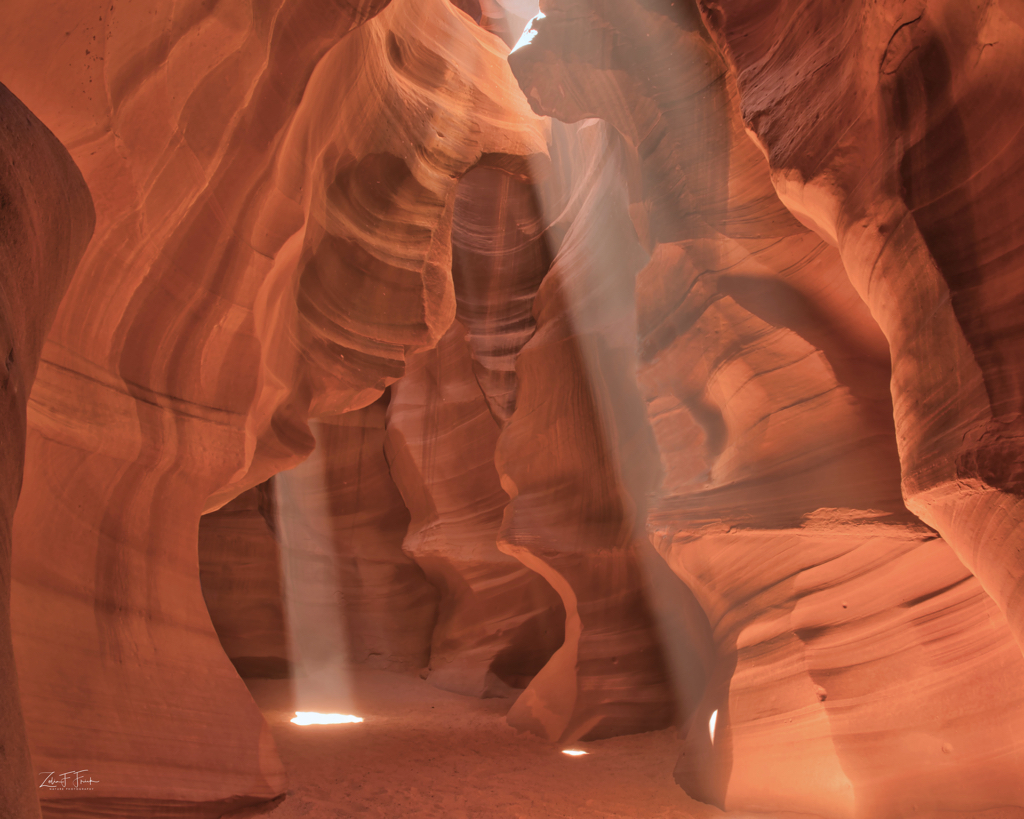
235,669 -> 746,819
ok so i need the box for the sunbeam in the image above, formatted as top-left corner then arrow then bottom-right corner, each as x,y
275,421 -> 356,718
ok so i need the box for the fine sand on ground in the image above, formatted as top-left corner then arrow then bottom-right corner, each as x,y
235,668 -> 774,819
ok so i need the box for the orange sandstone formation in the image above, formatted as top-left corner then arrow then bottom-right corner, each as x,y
283,404 -> 438,673
385,321 -> 565,697
2,0 -> 1024,817
200,399 -> 442,681
0,82 -> 94,819
696,0 -> 1024,661
511,1 -> 1024,816
200,483 -> 290,679
1,0 -> 546,813
451,153 -> 554,425
495,119 -> 678,742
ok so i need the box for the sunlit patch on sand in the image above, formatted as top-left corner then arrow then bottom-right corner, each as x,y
561,749 -> 588,756
709,709 -> 718,743
291,712 -> 364,725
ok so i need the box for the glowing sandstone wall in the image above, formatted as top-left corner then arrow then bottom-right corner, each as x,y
199,482 -> 291,679
385,322 -> 567,698
510,1 -> 1024,817
0,0 -> 549,814
697,0 -> 1024,663
493,118 -> 681,743
3,0 -> 1024,817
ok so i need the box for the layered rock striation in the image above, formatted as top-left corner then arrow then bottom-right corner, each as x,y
696,0 -> 1024,661
386,321 -> 565,697
0,82 -> 94,819
3,1 -> 1024,817
200,482 -> 290,679
493,117 -> 683,743
1,0 -> 548,813
511,1 -> 1024,816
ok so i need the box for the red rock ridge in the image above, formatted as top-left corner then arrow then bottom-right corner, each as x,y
385,321 -> 565,697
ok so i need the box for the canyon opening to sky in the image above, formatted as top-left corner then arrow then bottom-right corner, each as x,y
2,0 -> 1024,817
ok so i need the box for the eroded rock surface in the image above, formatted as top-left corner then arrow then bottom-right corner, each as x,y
1,0 -> 546,813
0,81 -> 94,819
511,1 -> 1024,815
4,0 -> 1024,817
697,0 -> 1024,663
289,405 -> 438,673
495,119 -> 678,743
386,321 -> 565,697
200,483 -> 290,679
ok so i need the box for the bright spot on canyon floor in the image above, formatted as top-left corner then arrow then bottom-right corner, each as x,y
245,668 -> 733,818
290,712 -> 364,725
562,749 -> 589,756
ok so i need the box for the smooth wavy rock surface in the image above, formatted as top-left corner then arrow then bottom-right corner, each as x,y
510,1 -> 1024,816
696,0 -> 1024,653
200,402 -> 443,681
200,483 -> 290,679
386,320 -> 565,697
451,154 -> 553,424
4,0 -> 1024,817
494,118 -> 677,743
0,0 -> 546,813
0,81 -> 94,819
282,404 -> 438,674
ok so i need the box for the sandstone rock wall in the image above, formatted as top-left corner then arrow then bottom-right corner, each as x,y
385,321 -> 565,697
200,483 -> 290,679
697,0 -> 1024,661
510,1 -> 1024,815
0,0 -> 548,813
292,405 -> 438,673
494,118 -> 681,743
3,0 -> 1024,817
0,81 -> 94,819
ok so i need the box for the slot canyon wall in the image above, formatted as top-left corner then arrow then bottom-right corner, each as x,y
0,82 -> 94,819
1,0 -> 1023,818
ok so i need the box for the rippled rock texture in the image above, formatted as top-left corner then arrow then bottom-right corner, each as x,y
386,321 -> 566,698
3,0 -> 1024,817
0,81 -> 94,819
512,1 -> 1024,816
1,0 -> 547,814
493,118 -> 681,742
699,0 -> 1024,660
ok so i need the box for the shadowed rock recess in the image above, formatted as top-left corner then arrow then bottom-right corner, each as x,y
0,0 -> 1022,816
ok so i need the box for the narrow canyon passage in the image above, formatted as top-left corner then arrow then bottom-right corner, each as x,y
2,0 -> 1024,817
